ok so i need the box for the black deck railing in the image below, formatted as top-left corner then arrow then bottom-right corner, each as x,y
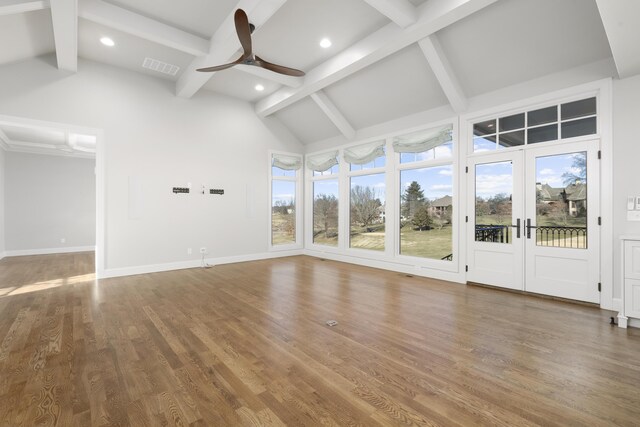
474,224 -> 587,248
536,226 -> 587,248
475,224 -> 510,243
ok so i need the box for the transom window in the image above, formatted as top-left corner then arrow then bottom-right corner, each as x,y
473,97 -> 597,152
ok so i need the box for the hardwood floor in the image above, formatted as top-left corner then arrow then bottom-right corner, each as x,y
1,253 -> 639,426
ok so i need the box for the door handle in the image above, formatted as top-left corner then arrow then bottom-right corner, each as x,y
511,218 -> 521,238
526,218 -> 537,239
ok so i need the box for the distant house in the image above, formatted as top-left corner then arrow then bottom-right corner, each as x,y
536,182 -> 586,216
536,183 -> 563,203
430,195 -> 452,216
565,182 -> 587,216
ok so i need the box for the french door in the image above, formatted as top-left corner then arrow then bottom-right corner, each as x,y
467,139 -> 600,303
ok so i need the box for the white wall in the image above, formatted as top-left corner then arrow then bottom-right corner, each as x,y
4,152 -> 95,252
0,55 -> 303,274
0,148 -> 5,258
612,73 -> 640,299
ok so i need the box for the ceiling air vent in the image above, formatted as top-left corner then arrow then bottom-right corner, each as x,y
142,57 -> 180,76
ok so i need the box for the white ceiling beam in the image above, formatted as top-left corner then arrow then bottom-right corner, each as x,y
235,64 -> 302,88
363,0 -> 417,28
79,0 -> 209,57
0,128 -> 11,151
418,35 -> 467,113
311,91 -> 356,140
0,0 -> 47,15
256,0 -> 497,117
50,0 -> 77,72
595,0 -> 640,79
176,0 -> 288,98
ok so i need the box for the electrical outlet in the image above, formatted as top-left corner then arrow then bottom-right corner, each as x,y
60,238 -> 66,244
187,248 -> 192,255
200,247 -> 207,254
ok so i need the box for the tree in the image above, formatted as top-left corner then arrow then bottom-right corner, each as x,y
549,202 -> 570,226
433,205 -> 453,230
475,197 -> 490,217
313,194 -> 338,238
273,199 -> 294,215
401,181 -> 425,219
350,185 -> 382,227
488,193 -> 511,225
562,153 -> 587,186
412,205 -> 432,231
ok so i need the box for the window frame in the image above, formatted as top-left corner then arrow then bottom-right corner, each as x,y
394,124 -> 458,272
346,144 -> 389,256
307,152 -> 341,249
269,150 -> 303,251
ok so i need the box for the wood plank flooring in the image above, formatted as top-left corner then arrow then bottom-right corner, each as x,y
1,252 -> 640,426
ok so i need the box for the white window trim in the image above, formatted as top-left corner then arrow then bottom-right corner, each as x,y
269,150 -> 303,251
306,151 -> 341,250
304,118 -> 461,281
393,125 -> 459,273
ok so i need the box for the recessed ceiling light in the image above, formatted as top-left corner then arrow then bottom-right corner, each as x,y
255,84 -> 265,91
319,38 -> 332,48
100,37 -> 115,47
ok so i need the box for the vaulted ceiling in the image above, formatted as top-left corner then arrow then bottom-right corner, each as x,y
0,0 -> 638,147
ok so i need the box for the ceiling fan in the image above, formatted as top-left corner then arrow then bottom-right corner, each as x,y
196,9 -> 305,77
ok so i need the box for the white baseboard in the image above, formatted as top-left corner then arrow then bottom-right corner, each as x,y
5,246 -> 96,257
98,249 -> 304,279
303,248 -> 465,284
0,251 -> 5,261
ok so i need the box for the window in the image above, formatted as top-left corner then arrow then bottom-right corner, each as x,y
395,125 -> 454,261
308,151 -> 339,247
473,97 -> 597,152
346,141 -> 386,251
270,153 -> 301,247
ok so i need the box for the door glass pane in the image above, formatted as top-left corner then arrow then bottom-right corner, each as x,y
498,130 -> 525,148
350,174 -> 385,251
400,166 -> 453,260
473,135 -> 497,152
475,161 -> 513,244
313,180 -> 339,246
474,119 -> 496,136
535,152 -> 587,249
528,106 -> 557,126
272,181 -> 295,245
561,98 -> 596,121
499,113 -> 524,132
528,124 -> 558,144
561,117 -> 596,139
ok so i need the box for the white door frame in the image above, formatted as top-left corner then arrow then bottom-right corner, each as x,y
467,151 -> 524,290
524,139 -> 600,303
466,139 -> 600,303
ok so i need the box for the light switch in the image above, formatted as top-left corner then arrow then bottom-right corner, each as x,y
636,197 -> 640,210
628,196 -> 635,211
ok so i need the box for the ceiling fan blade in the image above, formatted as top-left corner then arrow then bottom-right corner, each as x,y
235,9 -> 252,57
255,55 -> 305,77
196,56 -> 244,72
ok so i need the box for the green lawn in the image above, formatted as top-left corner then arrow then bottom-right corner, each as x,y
400,226 -> 452,260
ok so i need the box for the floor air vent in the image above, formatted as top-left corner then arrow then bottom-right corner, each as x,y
142,57 -> 180,76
